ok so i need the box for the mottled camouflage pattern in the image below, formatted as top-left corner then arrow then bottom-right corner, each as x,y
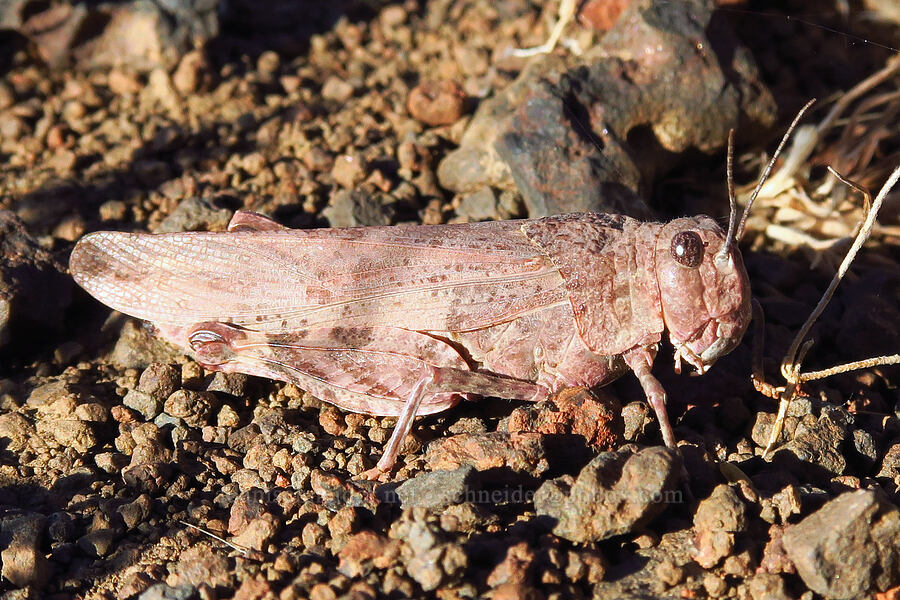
70,209 -> 752,468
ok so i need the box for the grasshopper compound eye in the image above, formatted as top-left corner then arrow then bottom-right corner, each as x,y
670,231 -> 705,267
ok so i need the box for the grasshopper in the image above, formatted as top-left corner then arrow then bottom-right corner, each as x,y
69,105 -> 815,479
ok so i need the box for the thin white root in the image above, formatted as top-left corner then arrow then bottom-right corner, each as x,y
180,520 -> 251,556
505,0 -> 578,58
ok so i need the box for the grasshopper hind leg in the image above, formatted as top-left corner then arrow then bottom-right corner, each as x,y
186,322 -> 547,480
359,369 -> 434,481
359,364 -> 548,480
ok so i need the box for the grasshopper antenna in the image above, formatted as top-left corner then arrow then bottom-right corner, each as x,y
733,98 -> 817,244
717,129 -> 739,260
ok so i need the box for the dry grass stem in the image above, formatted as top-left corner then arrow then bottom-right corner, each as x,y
179,520 -> 251,557
737,55 -> 900,264
760,163 -> 900,457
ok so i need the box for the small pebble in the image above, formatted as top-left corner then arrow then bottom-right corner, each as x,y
407,80 -> 467,126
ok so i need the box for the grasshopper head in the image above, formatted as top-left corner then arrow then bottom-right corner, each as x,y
654,216 -> 751,374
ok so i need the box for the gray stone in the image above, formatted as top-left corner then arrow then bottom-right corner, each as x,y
774,406 -> 849,479
117,494 -> 152,530
46,512 -> 75,543
123,389 -> 161,420
0,513 -> 50,588
138,363 -> 181,400
456,188 -> 500,222
323,189 -> 395,228
76,529 -> 118,558
153,413 -> 182,429
783,489 -> 900,599
155,197 -> 232,233
437,0 -> 775,218
205,372 -> 249,397
395,466 -> 477,510
534,446 -> 680,542
164,389 -> 217,427
111,320 -> 184,369
0,0 -> 221,70
877,443 -> 900,491
138,583 -> 196,600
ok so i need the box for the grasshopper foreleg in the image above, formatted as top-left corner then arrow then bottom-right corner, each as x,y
624,347 -> 676,448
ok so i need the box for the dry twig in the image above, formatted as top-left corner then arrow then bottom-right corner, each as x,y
756,163 -> 900,457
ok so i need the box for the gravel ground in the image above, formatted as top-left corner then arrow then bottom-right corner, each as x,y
1,0 -> 900,599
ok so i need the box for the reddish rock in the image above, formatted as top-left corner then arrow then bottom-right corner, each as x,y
487,541 -> 536,587
318,406 -> 346,435
309,469 -> 378,511
175,545 -> 231,589
0,412 -> 35,452
230,513 -> 280,552
0,514 -> 50,589
302,522 -> 327,550
425,432 -> 549,475
746,573 -> 791,600
338,531 -> 401,577
110,405 -> 140,423
108,69 -> 142,95
506,387 -> 623,450
233,576 -> 274,600
759,526 -> 801,574
565,549 -> 607,584
693,484 -> 748,568
328,506 -> 361,553
438,0 -> 775,218
877,586 -> 900,600
172,49 -> 209,95
407,81 -> 467,126
578,0 -> 631,30
330,154 -> 366,190
489,583 -> 544,600
228,489 -> 268,535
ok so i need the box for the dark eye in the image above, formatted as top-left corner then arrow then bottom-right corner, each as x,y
670,231 -> 704,267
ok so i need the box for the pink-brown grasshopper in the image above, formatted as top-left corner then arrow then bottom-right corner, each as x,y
69,107 -> 812,479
